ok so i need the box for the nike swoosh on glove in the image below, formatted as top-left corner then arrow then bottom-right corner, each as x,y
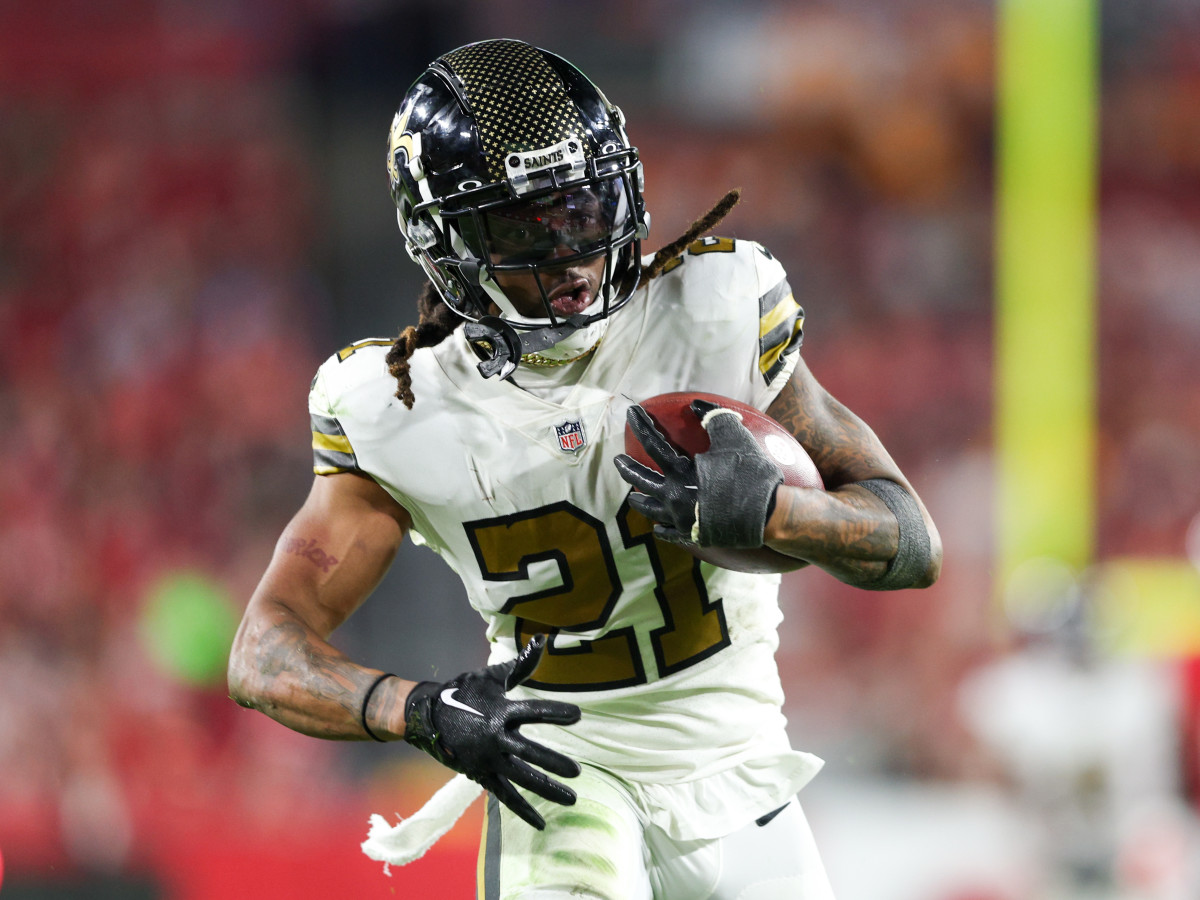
403,634 -> 581,829
614,399 -> 784,549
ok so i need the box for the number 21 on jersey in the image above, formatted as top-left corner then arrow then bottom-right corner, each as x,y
464,498 -> 731,691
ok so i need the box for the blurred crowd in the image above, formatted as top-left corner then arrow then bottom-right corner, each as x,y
2,1 -> 1200,897
0,0 -> 339,878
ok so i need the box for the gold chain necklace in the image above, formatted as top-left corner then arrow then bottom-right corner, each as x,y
520,336 -> 603,368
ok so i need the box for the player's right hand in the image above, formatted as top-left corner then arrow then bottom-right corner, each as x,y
402,634 -> 581,829
616,400 -> 783,549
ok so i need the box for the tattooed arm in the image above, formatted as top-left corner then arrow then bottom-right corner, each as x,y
763,356 -> 942,587
227,472 -> 416,741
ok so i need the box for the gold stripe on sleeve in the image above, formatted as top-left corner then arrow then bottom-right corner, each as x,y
759,292 -> 800,339
312,431 -> 354,455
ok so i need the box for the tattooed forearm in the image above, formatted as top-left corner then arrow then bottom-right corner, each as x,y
766,362 -> 896,487
229,601 -> 383,739
767,483 -> 895,582
761,358 -> 911,582
227,472 -> 414,740
776,510 -> 889,560
763,357 -> 942,587
257,618 -> 360,709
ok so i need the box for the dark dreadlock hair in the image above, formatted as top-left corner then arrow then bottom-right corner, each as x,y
386,189 -> 741,408
384,281 -> 464,409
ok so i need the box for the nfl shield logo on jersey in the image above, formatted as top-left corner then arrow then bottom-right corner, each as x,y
554,420 -> 587,453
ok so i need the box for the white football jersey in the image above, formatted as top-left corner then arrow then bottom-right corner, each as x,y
310,238 -> 822,839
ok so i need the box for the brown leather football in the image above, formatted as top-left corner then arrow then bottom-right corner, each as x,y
623,392 -> 824,574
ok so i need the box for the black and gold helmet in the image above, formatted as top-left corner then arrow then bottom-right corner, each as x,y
387,39 -> 649,377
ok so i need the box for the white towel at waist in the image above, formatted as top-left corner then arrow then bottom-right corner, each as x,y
361,774 -> 484,871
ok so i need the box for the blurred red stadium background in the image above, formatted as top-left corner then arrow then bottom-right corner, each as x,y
3,0 -> 1200,897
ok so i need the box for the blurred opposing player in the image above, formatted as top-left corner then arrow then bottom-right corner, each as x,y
228,38 -> 941,899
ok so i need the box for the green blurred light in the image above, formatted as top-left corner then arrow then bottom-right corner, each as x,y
139,570 -> 238,687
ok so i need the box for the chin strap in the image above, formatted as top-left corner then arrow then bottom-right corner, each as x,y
463,315 -> 589,379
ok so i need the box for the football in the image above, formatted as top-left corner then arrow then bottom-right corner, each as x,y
623,391 -> 824,574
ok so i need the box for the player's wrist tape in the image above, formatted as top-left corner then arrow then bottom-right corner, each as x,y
361,672 -> 395,742
856,478 -> 931,591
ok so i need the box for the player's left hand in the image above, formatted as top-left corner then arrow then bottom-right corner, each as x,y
614,399 -> 783,548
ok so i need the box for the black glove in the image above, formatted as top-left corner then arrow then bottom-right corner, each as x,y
403,634 -> 581,830
614,399 -> 783,549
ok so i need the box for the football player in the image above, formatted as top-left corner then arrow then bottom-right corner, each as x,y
228,38 -> 941,899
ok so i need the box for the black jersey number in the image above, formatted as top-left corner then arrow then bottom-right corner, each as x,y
464,500 -> 730,691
